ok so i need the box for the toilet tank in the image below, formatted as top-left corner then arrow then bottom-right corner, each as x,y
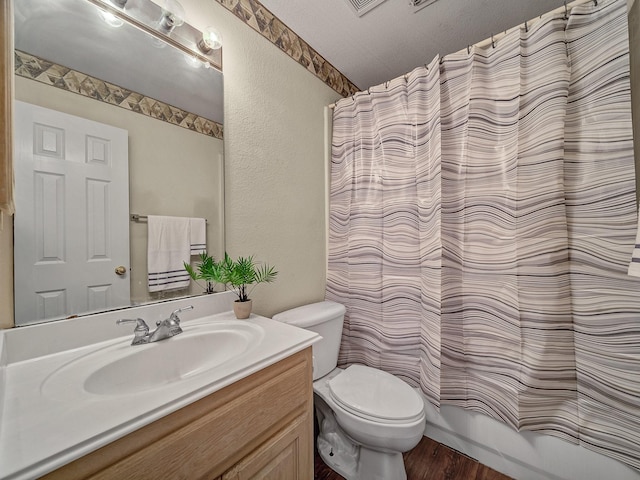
272,301 -> 346,380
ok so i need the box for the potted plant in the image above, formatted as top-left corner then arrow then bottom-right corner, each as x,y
184,252 -> 221,294
216,253 -> 278,319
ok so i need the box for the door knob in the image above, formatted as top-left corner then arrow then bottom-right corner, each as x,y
115,266 -> 127,275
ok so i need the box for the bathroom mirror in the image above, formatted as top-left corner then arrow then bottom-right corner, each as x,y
12,0 -> 225,325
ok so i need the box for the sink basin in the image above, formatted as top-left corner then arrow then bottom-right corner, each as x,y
41,320 -> 265,399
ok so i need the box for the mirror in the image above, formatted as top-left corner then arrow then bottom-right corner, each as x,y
13,0 -> 225,326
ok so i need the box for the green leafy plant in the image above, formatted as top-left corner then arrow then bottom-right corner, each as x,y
184,252 -> 277,301
216,252 -> 278,302
184,252 -> 221,294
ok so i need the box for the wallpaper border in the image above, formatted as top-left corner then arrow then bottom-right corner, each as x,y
14,50 -> 224,140
214,0 -> 359,97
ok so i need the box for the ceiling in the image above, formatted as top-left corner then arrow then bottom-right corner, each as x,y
258,0 -> 570,91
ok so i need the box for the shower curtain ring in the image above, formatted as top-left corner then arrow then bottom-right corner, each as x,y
491,34 -> 495,48
525,20 -> 528,32
564,0 -> 568,19
467,45 -> 471,54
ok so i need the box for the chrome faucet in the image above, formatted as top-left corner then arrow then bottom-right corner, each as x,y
117,305 -> 194,345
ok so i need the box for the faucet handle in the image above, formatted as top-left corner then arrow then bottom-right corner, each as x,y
117,317 -> 149,331
159,305 -> 193,335
170,305 -> 194,321
117,318 -> 150,345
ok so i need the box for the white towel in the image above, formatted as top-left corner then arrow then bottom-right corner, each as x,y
147,215 -> 191,292
190,217 -> 207,255
628,209 -> 640,277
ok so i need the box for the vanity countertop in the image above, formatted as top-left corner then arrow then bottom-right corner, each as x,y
0,310 -> 319,480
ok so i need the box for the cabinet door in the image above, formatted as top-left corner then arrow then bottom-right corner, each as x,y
222,411 -> 311,480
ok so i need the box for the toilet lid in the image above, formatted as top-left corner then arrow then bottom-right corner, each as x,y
328,365 -> 424,422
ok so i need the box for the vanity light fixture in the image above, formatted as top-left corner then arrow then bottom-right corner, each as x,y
158,0 -> 185,34
197,26 -> 223,53
85,0 -> 222,71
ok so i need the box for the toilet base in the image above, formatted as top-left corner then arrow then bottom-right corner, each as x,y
357,447 -> 407,480
316,397 -> 359,479
317,436 -> 408,480
314,394 -> 409,480
317,433 -> 358,479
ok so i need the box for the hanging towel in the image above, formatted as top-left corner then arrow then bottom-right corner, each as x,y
190,217 -> 207,255
147,215 -> 191,292
628,209 -> 640,277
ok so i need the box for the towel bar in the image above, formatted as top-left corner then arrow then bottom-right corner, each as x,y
130,214 -> 207,223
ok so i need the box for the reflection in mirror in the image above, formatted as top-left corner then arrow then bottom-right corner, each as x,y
13,0 -> 225,326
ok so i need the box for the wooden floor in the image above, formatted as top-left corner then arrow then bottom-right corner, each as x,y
314,435 -> 513,480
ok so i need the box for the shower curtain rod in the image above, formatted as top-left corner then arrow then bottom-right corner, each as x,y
459,0 -> 596,52
327,0 -> 598,109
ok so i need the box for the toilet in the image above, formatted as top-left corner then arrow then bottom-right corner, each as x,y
272,301 -> 426,480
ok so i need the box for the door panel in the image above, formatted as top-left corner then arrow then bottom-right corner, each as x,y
14,101 -> 130,325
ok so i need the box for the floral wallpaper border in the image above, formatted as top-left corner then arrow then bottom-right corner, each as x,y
14,50 -> 223,140
215,0 -> 359,97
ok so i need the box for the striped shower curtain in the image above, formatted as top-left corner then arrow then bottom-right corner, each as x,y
327,0 -> 640,470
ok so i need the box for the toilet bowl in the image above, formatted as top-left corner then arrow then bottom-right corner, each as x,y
272,301 -> 426,480
314,366 -> 425,480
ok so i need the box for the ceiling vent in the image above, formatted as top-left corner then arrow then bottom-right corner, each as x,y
411,0 -> 440,13
344,0 -> 389,17
345,0 -> 440,17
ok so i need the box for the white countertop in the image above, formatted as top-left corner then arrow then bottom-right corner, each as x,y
0,308 -> 319,480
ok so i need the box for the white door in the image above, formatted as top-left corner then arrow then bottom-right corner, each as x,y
14,101 -> 130,325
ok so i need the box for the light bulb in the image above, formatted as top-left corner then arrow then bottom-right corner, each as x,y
198,26 -> 222,53
158,0 -> 185,34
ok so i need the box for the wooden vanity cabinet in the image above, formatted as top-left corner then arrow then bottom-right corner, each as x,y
42,347 -> 314,480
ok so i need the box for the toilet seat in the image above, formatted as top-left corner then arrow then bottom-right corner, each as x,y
328,365 -> 424,424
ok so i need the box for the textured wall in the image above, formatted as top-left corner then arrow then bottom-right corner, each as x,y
180,0 -> 342,317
